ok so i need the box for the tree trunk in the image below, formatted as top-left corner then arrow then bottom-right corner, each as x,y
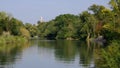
86,33 -> 90,41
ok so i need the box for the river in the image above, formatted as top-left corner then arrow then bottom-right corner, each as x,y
0,40 -> 96,68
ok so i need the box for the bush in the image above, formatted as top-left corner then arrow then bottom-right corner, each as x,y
95,40 -> 120,68
0,35 -> 28,45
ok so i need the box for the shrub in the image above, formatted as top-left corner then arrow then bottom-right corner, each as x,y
95,40 -> 120,68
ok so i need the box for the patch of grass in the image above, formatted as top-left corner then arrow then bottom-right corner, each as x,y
0,35 -> 28,45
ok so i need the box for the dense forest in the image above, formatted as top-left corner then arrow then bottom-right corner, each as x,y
36,0 -> 120,67
36,1 -> 120,41
0,12 -> 30,37
0,12 -> 30,44
0,0 -> 120,41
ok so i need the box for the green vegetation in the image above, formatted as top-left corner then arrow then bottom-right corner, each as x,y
0,0 -> 120,67
37,0 -> 120,41
0,35 -> 28,45
1,0 -> 120,41
93,0 -> 120,67
36,0 -> 120,68
95,40 -> 120,68
25,23 -> 38,37
37,14 -> 81,39
0,11 -> 30,44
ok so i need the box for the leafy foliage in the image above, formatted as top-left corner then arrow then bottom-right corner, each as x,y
95,40 -> 120,68
37,14 -> 81,39
25,23 -> 38,37
0,11 -> 30,38
36,0 -> 120,41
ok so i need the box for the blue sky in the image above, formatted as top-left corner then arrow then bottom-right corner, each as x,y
0,0 -> 110,24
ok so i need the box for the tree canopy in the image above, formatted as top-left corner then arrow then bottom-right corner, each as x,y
0,12 -> 30,38
37,2 -> 120,40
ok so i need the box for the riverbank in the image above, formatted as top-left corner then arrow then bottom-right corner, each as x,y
0,35 -> 28,45
95,40 -> 120,68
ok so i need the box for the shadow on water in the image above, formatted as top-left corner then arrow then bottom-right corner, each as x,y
0,42 -> 31,68
0,39 -> 105,68
54,40 -> 78,62
38,40 -> 96,68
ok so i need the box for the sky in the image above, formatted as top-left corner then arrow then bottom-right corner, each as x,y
0,0 -> 110,24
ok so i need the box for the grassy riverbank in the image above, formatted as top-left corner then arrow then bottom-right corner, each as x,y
0,35 -> 28,45
95,40 -> 120,68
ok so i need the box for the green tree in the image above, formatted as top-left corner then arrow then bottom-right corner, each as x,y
25,23 -> 38,37
20,27 -> 30,38
10,18 -> 23,35
79,11 -> 97,40
109,0 -> 120,13
37,14 -> 80,40
54,14 -> 80,39
0,11 -> 28,37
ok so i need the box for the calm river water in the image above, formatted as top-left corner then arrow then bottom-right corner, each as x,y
0,40 -> 96,68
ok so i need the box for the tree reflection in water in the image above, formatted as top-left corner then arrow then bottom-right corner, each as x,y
79,41 -> 95,68
38,40 -> 95,68
54,40 -> 77,63
0,42 -> 30,68
0,40 -> 106,68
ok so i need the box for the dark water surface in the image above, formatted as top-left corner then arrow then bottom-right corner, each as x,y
0,40 -> 95,68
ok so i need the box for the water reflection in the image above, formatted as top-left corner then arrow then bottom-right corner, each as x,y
38,40 -> 94,67
0,40 -> 96,68
78,41 -> 94,67
54,40 -> 79,63
0,42 -> 30,68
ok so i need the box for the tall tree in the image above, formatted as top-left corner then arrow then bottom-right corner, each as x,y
79,11 -> 97,40
109,0 -> 120,13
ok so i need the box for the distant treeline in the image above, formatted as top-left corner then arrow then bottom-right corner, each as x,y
1,0 -> 120,41
35,0 -> 120,40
